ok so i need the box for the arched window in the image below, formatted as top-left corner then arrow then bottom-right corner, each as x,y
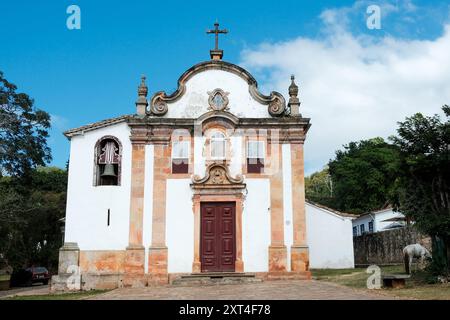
94,136 -> 122,186
210,131 -> 226,160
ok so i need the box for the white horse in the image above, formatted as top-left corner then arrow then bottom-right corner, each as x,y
403,244 -> 432,274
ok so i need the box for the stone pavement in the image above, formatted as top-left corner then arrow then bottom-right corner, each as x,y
89,280 -> 398,300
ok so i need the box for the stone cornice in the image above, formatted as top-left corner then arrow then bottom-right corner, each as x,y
128,115 -> 311,129
128,115 -> 311,145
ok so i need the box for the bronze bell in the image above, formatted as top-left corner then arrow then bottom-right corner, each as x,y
101,164 -> 117,177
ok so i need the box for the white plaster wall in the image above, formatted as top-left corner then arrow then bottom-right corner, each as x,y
352,209 -> 405,234
166,179 -> 194,273
375,210 -> 405,231
165,70 -> 271,119
282,144 -> 293,271
193,135 -> 206,177
229,135 -> 243,177
64,122 -> 131,250
306,203 -> 355,269
142,145 -> 154,273
242,178 -> 271,272
352,214 -> 374,235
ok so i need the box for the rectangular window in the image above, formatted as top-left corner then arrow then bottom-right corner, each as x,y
172,140 -> 190,174
247,141 -> 265,173
368,221 -> 374,233
353,226 -> 358,236
211,134 -> 226,159
360,224 -> 365,234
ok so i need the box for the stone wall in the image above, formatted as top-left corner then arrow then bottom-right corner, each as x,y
353,227 -> 431,266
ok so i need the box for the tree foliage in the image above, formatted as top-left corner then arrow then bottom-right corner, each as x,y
305,167 -> 335,207
0,71 -> 51,177
0,71 -> 63,272
390,106 -> 450,273
0,167 -> 67,272
327,137 -> 401,214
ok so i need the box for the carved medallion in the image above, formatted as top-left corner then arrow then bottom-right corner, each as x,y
207,88 -> 230,111
211,167 -> 226,184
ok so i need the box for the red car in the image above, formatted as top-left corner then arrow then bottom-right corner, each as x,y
10,267 -> 51,287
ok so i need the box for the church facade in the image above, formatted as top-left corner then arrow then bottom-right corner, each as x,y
52,34 -> 318,290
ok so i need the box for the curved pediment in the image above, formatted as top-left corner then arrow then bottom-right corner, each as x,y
149,60 -> 286,118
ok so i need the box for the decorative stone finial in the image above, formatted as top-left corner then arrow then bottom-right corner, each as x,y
288,75 -> 301,117
135,74 -> 148,116
289,75 -> 299,97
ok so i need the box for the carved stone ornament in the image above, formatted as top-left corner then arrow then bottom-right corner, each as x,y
150,97 -> 168,116
207,88 -> 230,111
192,163 -> 244,185
268,97 -> 285,116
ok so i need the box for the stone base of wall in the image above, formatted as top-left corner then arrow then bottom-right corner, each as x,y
51,273 -> 121,292
83,273 -> 123,290
122,274 -> 147,288
51,273 -> 81,292
52,271 -> 311,291
268,246 -> 287,272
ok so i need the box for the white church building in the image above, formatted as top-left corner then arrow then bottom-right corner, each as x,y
52,25 -> 354,290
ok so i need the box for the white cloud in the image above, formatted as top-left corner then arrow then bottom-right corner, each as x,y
240,3 -> 450,175
50,114 -> 69,131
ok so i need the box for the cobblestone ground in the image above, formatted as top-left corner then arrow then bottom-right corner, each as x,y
89,280 -> 398,300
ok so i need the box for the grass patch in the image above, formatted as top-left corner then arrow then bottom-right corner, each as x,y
0,275 -> 10,281
311,265 -> 450,300
6,290 -> 108,300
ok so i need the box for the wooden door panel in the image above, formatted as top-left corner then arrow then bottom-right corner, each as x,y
201,202 -> 236,272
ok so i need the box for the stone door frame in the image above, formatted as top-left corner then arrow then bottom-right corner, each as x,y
191,163 -> 246,273
192,194 -> 244,273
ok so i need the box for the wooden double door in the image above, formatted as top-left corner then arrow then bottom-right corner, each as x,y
200,202 -> 236,272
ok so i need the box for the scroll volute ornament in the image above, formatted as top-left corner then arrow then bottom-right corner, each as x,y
150,97 -> 168,116
268,96 -> 286,116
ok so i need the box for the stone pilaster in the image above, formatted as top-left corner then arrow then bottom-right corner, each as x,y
57,242 -> 80,274
148,143 -> 170,284
51,242 -> 81,292
290,142 -> 310,272
268,142 -> 287,272
124,141 -> 146,287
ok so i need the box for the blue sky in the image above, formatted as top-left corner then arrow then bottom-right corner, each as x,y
1,0 -> 449,173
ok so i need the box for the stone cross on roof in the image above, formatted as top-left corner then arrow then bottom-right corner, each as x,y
206,21 -> 228,60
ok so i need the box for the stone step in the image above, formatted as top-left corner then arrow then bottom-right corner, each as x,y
171,273 -> 263,287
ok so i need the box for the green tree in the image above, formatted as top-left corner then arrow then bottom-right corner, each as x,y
0,71 -> 51,177
305,167 -> 335,207
328,137 -> 401,214
0,167 -> 67,272
390,106 -> 450,274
